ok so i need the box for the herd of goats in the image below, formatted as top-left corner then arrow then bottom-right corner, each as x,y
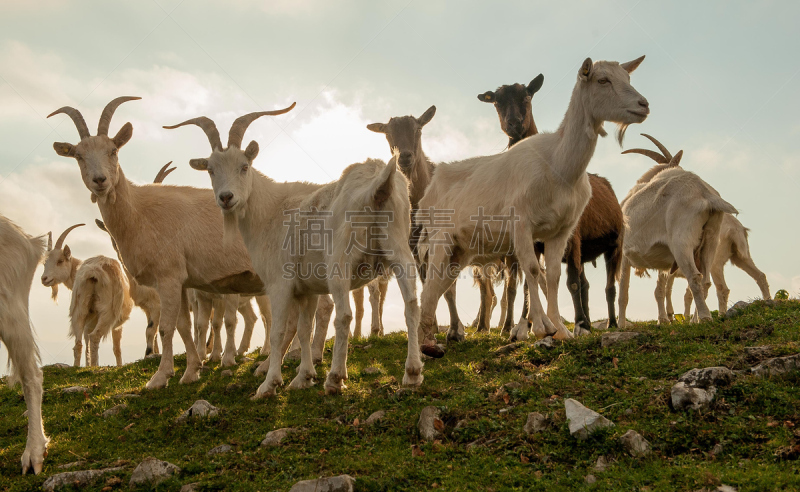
0,55 -> 772,474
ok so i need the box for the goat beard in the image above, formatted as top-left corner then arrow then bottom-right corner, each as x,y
51,284 -> 59,302
616,123 -> 630,146
222,210 -> 240,248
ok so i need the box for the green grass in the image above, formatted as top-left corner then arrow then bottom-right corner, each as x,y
2,300 -> 800,491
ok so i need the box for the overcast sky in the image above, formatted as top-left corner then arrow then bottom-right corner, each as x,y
1,1 -> 798,370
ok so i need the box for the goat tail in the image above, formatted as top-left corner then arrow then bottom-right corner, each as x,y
611,227 -> 625,282
372,150 -> 399,206
69,278 -> 97,340
706,195 -> 737,215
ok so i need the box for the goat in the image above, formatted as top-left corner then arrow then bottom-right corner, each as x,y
367,105 -> 469,339
416,56 -> 649,344
480,75 -> 624,333
49,96 -> 271,389
165,105 -> 422,396
0,215 -> 48,474
618,134 -> 738,326
42,223 -> 131,366
664,203 -> 770,320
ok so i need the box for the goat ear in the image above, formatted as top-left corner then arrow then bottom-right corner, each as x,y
53,142 -> 75,157
189,158 -> 209,171
63,245 -> 71,260
95,219 -> 107,232
527,74 -> 544,96
417,105 -> 436,127
669,150 -> 683,167
244,140 -> 259,160
477,91 -> 495,103
579,58 -> 593,81
113,122 -> 133,148
366,123 -> 386,133
620,55 -> 645,74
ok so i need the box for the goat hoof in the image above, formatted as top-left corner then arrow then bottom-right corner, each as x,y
179,368 -> 201,385
145,371 -> 170,390
253,360 -> 270,377
552,327 -> 574,340
324,373 -> 346,395
446,330 -> 465,343
403,368 -> 424,387
21,445 -> 46,475
287,374 -> 316,390
220,355 -> 237,368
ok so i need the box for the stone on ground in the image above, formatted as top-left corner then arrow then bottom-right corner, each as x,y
594,455 -> 609,472
564,398 -> 615,440
725,300 -> 750,318
207,444 -> 232,456
129,458 -> 180,488
533,337 -> 555,349
365,410 -> 385,425
289,475 -> 355,492
42,467 -> 124,491
671,382 -> 716,411
600,331 -> 643,348
102,403 -> 127,418
62,386 -> 89,394
261,427 -> 296,447
362,366 -> 381,375
620,429 -> 651,457
177,400 -> 219,421
493,342 -> 524,356
751,353 -> 800,378
523,412 -> 549,435
678,367 -> 735,388
418,406 -> 443,442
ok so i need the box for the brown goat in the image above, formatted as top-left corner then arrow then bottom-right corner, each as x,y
480,75 -> 624,330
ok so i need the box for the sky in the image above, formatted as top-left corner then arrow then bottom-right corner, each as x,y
1,0 -> 798,371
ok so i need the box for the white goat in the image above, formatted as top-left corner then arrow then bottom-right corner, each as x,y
664,208 -> 770,320
415,56 -> 649,344
49,97 -> 272,389
618,134 -> 738,326
0,215 -> 48,474
165,106 -> 422,396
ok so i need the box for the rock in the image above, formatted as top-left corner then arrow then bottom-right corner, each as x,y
671,382 -> 716,411
102,404 -> 127,418
600,331 -> 643,348
62,386 -> 90,394
493,342 -> 524,356
261,427 -> 296,446
207,444 -> 232,456
592,319 -> 609,330
180,484 -> 200,492
716,486 -> 738,492
177,400 -> 219,421
725,300 -> 750,318
362,366 -> 381,375
504,381 -> 522,390
56,461 -> 86,470
564,398 -> 614,440
751,353 -> 800,378
624,408 -> 633,415
288,474 -> 355,492
113,393 -> 140,399
533,337 -> 555,349
593,455 -> 609,472
47,363 -> 72,369
711,443 -> 724,456
744,345 -> 773,358
145,352 -> 161,359
285,348 -> 301,361
620,429 -> 651,457
220,369 -> 233,377
678,367 -> 735,389
523,412 -> 549,434
129,458 -> 180,488
42,467 -> 124,491
395,387 -> 413,397
585,474 -> 597,484
418,406 -> 443,442
365,410 -> 385,425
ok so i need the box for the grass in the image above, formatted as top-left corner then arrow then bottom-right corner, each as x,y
2,300 -> 800,491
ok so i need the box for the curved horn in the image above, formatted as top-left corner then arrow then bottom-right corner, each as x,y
227,102 -> 296,148
621,148 -> 669,164
97,96 -> 141,136
47,232 -> 53,251
640,133 -> 672,162
163,117 -> 223,151
54,223 -> 85,250
47,106 -> 90,140
153,161 -> 176,183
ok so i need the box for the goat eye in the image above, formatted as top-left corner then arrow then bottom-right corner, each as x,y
598,78 -> 609,85
110,149 -> 117,156
208,170 -> 215,177
57,260 -> 62,265
241,164 -> 249,173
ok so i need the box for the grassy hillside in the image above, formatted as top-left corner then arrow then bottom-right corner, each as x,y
2,300 -> 799,491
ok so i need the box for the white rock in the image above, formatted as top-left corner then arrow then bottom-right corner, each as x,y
620,429 -> 651,457
592,319 -> 610,330
365,410 -> 385,425
113,393 -> 140,399
751,353 -> 800,378
102,403 -> 127,418
678,367 -> 735,388
207,444 -> 232,456
564,398 -> 615,440
180,484 -> 200,492
418,406 -> 443,442
42,467 -> 124,491
533,337 -> 555,349
362,366 -> 381,375
62,386 -> 89,394
725,300 -> 750,318
177,400 -> 219,421
600,331 -> 643,348
716,486 -> 738,492
47,363 -> 72,369
56,461 -> 85,470
129,458 -> 180,488
220,369 -> 233,377
671,382 -> 716,411
261,427 -> 296,446
289,475 -> 355,492
145,352 -> 161,359
593,455 -> 609,472
523,412 -> 549,434
585,474 -> 597,484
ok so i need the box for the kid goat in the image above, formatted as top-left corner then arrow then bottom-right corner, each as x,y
165,106 -> 423,396
416,56 -> 649,344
